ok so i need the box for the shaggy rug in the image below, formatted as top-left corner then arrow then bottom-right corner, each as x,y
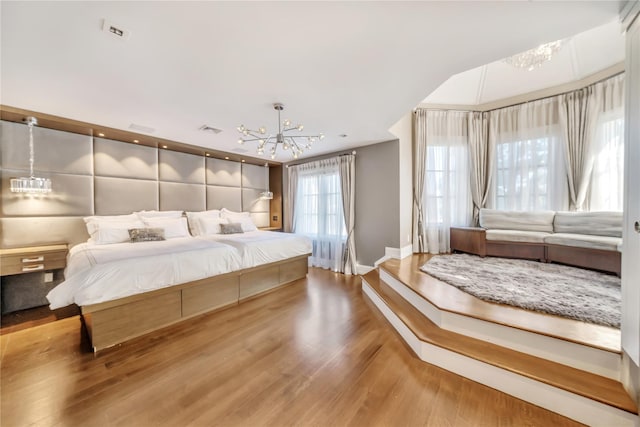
420,254 -> 621,328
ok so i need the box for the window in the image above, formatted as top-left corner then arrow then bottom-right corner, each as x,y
495,135 -> 565,211
295,171 -> 346,238
590,114 -> 624,211
292,160 -> 347,271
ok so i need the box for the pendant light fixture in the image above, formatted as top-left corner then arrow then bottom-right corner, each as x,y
10,117 -> 52,194
237,103 -> 324,160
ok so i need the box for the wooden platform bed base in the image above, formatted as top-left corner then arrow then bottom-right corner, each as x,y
81,254 -> 310,352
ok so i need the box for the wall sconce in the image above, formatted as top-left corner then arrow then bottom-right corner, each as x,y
260,163 -> 273,200
10,117 -> 52,194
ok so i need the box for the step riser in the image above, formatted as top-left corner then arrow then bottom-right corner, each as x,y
379,268 -> 620,380
363,280 -> 637,427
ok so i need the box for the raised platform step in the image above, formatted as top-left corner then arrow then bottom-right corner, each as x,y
378,255 -> 621,380
362,269 -> 638,426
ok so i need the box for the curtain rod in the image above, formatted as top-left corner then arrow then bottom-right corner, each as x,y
285,151 -> 356,168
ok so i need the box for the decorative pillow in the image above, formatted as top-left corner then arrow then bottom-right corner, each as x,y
141,217 -> 190,239
128,228 -> 166,243
220,222 -> 244,234
185,210 -> 221,235
89,219 -> 146,244
198,217 -> 229,235
135,210 -> 184,219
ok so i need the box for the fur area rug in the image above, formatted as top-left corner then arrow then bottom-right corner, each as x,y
420,254 -> 621,328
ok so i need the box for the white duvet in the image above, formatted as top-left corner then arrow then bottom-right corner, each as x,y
47,237 -> 242,309
198,231 -> 312,268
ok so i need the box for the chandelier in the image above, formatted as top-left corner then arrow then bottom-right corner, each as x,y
237,103 -> 324,160
10,117 -> 52,194
504,40 -> 564,71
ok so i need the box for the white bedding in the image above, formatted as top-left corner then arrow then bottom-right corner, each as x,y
199,231 -> 312,268
47,238 -> 242,309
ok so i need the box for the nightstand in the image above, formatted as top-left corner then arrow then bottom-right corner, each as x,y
0,244 -> 68,314
0,244 -> 68,276
450,227 -> 486,256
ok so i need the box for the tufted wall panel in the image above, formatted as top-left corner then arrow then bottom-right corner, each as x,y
1,120 -> 274,247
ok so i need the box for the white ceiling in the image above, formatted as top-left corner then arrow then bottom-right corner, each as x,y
0,1 -> 624,162
422,20 -> 626,107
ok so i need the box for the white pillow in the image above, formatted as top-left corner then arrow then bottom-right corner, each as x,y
221,208 -> 250,220
185,210 -> 221,235
142,217 -> 190,239
135,210 -> 184,219
198,217 -> 229,235
235,216 -> 258,232
220,209 -> 256,232
91,220 -> 145,245
83,214 -> 139,236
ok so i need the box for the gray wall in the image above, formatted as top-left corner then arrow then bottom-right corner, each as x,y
283,139 -> 400,267
0,120 -> 269,248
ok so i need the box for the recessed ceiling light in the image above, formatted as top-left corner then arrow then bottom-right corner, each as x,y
224,156 -> 230,160
241,159 -> 245,163
339,134 -> 348,138
98,133 -> 105,137
162,145 -> 168,149
133,139 -> 139,143
205,153 -> 210,157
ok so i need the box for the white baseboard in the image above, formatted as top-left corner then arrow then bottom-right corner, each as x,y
356,264 -> 375,275
374,245 -> 414,267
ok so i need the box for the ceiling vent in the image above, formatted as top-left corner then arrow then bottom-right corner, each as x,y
102,20 -> 131,41
199,125 -> 223,134
129,123 -> 155,133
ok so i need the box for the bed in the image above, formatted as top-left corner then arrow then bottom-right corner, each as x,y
47,212 -> 312,352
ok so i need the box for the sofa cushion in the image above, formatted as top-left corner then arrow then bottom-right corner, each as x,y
479,209 -> 555,233
485,229 -> 551,243
544,233 -> 621,251
553,211 -> 622,237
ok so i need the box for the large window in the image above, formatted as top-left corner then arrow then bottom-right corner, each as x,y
495,135 -> 566,211
295,171 -> 346,238
293,161 -> 347,271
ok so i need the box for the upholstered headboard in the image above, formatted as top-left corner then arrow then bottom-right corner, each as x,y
0,120 -> 270,248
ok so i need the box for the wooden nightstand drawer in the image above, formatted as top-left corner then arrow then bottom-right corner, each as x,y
0,244 -> 68,276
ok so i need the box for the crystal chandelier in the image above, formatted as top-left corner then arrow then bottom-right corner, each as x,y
504,40 -> 564,71
10,117 -> 52,194
237,103 -> 324,160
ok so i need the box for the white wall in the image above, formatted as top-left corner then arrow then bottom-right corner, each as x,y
389,112 -> 413,251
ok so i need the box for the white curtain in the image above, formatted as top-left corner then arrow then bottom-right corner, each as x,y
589,74 -> 626,211
338,155 -> 357,275
291,158 -> 347,272
285,166 -> 298,232
422,110 -> 472,254
488,97 -> 568,211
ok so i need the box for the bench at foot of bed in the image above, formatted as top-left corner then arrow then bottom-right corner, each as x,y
81,254 -> 310,352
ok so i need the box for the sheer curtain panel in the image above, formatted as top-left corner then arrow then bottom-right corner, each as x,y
488,97 -> 568,211
413,109 -> 428,252
421,110 -> 472,254
291,158 -> 347,272
468,112 -> 491,225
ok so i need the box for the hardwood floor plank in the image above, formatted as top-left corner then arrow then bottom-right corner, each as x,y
1,268 -> 583,426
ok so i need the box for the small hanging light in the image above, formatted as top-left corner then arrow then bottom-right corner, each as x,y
10,117 -> 52,194
260,163 -> 273,200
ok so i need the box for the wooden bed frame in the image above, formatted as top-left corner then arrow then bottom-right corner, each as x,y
81,254 -> 310,352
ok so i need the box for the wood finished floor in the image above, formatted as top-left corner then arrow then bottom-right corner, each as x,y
1,268 -> 582,426
383,254 -> 620,353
